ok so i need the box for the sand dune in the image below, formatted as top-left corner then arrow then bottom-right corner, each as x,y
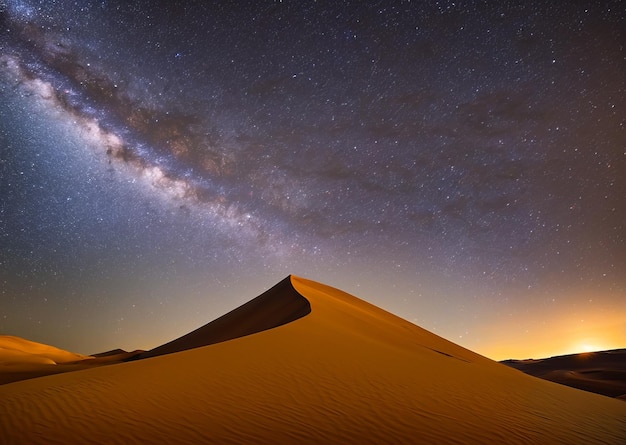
502,349 -> 626,399
0,335 -> 95,385
0,275 -> 625,444
90,349 -> 145,363
0,347 -> 57,366
0,335 -> 89,365
137,276 -> 311,359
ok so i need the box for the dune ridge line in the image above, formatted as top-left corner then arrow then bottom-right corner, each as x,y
137,275 -> 311,359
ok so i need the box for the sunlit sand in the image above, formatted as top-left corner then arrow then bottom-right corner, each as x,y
1,276 -> 624,444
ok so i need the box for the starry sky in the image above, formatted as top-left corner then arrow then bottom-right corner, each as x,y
0,0 -> 624,360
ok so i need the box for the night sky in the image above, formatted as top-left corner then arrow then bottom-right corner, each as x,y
1,0 -> 624,360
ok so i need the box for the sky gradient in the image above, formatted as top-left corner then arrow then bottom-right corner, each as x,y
1,0 -> 624,360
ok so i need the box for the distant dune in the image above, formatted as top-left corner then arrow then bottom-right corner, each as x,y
1,275 -> 625,444
0,335 -> 96,385
502,349 -> 626,400
0,335 -> 89,365
0,336 -> 147,385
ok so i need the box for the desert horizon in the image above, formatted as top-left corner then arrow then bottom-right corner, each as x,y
1,275 -> 625,444
2,275 -> 625,393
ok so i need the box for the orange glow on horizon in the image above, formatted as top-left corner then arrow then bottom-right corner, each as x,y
468,295 -> 626,361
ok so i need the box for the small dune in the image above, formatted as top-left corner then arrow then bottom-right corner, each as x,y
0,335 -> 90,365
0,335 -> 95,385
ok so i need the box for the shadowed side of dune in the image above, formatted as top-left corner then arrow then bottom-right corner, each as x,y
136,276 -> 311,359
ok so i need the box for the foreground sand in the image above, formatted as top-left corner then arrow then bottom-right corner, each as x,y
1,276 -> 625,444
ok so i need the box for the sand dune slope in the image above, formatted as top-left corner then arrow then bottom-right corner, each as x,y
0,336 -> 96,385
137,276 -> 311,359
0,275 -> 624,444
0,335 -> 89,365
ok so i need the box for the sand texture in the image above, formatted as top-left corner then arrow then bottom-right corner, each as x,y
0,275 -> 625,444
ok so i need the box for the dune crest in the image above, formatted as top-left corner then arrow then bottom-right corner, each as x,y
1,275 -> 625,444
138,276 -> 311,359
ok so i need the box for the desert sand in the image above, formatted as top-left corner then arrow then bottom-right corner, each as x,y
1,275 -> 625,444
0,336 -> 144,385
0,335 -> 96,385
0,335 -> 89,364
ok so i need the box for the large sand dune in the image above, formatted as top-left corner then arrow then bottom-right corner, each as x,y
1,275 -> 625,444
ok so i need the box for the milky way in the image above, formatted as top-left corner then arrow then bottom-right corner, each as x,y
1,0 -> 624,359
